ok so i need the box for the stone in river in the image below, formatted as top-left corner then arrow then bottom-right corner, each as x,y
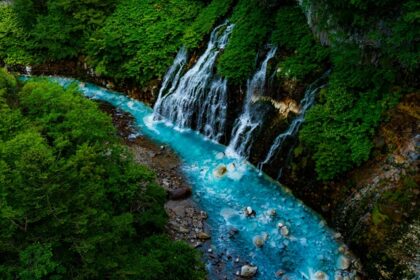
213,165 -> 228,177
253,235 -> 265,247
198,232 -> 211,240
240,265 -> 258,278
245,206 -> 256,217
314,271 -> 327,280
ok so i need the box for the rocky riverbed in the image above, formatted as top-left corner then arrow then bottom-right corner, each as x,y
98,102 -> 252,279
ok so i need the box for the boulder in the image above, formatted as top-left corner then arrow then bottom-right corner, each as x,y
253,235 -> 265,248
213,165 -> 228,177
281,226 -> 289,236
245,206 -> 256,217
168,187 -> 192,200
198,232 -> 211,240
240,265 -> 258,278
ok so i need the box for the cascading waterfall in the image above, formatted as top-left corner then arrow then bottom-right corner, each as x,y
25,66 -> 32,76
153,23 -> 234,142
226,47 -> 277,158
153,47 -> 187,118
258,75 -> 327,174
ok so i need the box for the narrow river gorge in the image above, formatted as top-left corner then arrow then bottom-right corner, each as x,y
22,76 -> 360,280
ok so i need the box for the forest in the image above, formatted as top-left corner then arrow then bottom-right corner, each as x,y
0,0 -> 418,279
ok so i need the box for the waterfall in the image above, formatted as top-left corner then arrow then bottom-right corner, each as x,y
226,47 -> 277,158
153,47 -> 187,119
153,23 -> 234,142
25,66 -> 32,76
258,74 -> 328,173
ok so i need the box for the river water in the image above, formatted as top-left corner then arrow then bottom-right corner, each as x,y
22,77 -> 352,280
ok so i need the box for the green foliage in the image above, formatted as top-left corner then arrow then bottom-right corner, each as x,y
0,6 -> 33,65
302,0 -> 419,71
271,6 -> 329,80
300,57 -> 401,180
182,0 -> 234,48
30,0 -> 119,61
86,0 -> 203,85
217,0 -> 272,82
0,74 -> 204,279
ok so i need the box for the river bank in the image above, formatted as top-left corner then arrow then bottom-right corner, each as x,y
97,102 -> 247,279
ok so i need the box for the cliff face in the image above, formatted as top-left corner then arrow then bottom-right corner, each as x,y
280,93 -> 419,279
334,93 -> 419,279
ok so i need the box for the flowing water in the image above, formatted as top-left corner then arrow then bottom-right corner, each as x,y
153,23 -> 233,142
258,78 -> 326,175
29,77 -> 354,280
226,47 -> 277,158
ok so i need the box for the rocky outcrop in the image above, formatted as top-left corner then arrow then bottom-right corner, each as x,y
282,93 -> 420,279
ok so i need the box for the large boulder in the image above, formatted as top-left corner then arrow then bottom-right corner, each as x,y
168,187 -> 192,200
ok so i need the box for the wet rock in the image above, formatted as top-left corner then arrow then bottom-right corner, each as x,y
240,265 -> 258,278
281,226 -> 289,236
275,269 -> 285,277
338,255 -> 351,270
214,165 -> 228,177
253,235 -> 265,247
168,187 -> 192,200
277,223 -> 289,236
268,209 -> 277,217
314,271 -> 327,280
245,206 -> 256,217
198,232 -> 211,240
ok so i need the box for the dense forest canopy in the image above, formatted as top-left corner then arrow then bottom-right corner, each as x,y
0,69 -> 204,279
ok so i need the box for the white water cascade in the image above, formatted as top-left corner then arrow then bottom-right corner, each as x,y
153,23 -> 234,142
226,47 -> 277,158
258,77 -> 327,173
25,66 -> 32,76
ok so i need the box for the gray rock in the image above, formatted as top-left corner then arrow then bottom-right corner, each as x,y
240,265 -> 258,278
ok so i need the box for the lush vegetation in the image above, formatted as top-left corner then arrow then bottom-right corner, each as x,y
0,0 -> 418,181
0,69 -> 204,279
86,0 -> 203,85
297,0 -> 418,180
182,0 -> 233,49
0,5 -> 33,65
271,6 -> 329,80
217,0 -> 272,82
